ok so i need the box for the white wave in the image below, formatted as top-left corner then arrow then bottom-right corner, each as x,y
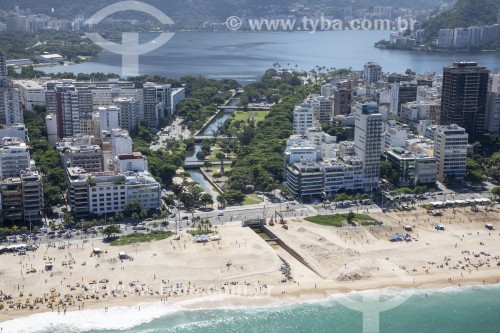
0,302 -> 183,333
3,284 -> 499,333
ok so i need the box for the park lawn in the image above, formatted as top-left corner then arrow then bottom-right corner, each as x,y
232,110 -> 270,123
242,193 -> 263,205
206,145 -> 235,162
305,214 -> 376,227
110,231 -> 174,246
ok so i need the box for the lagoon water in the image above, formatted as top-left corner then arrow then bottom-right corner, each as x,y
42,30 -> 500,82
3,285 -> 500,333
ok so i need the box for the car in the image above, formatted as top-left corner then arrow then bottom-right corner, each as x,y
217,212 -> 224,216
169,213 -> 176,218
182,216 -> 189,220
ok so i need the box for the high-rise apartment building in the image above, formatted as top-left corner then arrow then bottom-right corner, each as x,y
354,102 -> 383,191
434,124 -> 468,182
440,62 -> 489,138
0,53 -> 23,125
114,97 -> 140,132
332,88 -> 352,116
293,102 -> 319,135
143,82 -> 158,128
363,61 -> 382,85
389,83 -> 418,116
0,137 -> 30,179
487,92 -> 500,134
98,105 -> 120,134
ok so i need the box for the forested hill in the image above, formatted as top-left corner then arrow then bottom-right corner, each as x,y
424,0 -> 500,40
1,0 -> 449,25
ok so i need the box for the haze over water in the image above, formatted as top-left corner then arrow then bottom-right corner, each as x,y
43,30 -> 500,82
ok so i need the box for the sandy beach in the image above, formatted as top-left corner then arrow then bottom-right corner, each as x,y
1,204 -> 499,323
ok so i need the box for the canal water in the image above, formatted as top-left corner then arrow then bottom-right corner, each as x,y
188,169 -> 220,201
186,97 -> 240,195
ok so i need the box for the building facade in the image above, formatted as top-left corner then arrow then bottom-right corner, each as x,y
440,62 -> 489,138
434,124 -> 469,182
354,102 -> 383,191
363,61 -> 382,85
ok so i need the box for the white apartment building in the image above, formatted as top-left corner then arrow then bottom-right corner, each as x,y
453,28 -> 471,49
285,141 -> 365,199
66,167 -> 161,216
124,172 -> 161,211
114,97 -> 140,132
0,87 -> 23,125
384,126 -> 408,149
0,137 -> 30,179
98,105 -> 120,134
321,83 -> 336,98
383,147 -> 437,185
92,86 -> 143,114
111,129 -> 133,156
0,123 -> 27,141
293,102 -> 319,135
114,152 -> 148,173
13,79 -> 46,110
437,29 -> 454,48
434,124 -> 468,182
416,85 -> 441,103
171,86 -> 186,111
400,101 -> 441,124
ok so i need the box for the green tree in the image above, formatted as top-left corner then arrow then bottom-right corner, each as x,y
200,193 -> 214,208
346,212 -> 356,224
102,225 -> 121,239
492,187 -> 500,199
115,211 -> 124,222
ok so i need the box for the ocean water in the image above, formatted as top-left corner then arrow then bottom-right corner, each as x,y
3,285 -> 500,333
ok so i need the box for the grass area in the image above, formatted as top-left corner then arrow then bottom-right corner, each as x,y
305,214 -> 376,227
232,110 -> 270,123
242,193 -> 263,205
187,229 -> 216,236
110,231 -> 174,246
206,145 -> 235,162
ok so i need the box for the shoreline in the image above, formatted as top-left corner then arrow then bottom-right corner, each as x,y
1,281 -> 500,332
